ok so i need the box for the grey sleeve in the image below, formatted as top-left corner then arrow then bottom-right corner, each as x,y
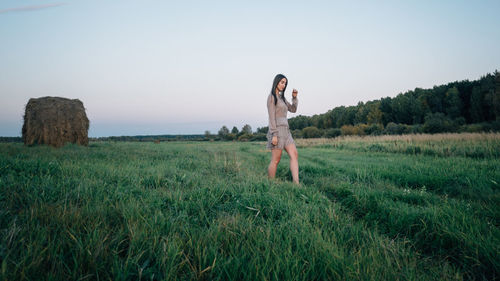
286,96 -> 298,113
267,94 -> 278,136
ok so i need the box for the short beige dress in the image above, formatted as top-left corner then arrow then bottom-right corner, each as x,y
266,92 -> 298,150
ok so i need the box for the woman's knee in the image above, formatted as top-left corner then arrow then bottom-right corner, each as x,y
270,155 -> 281,166
271,157 -> 281,166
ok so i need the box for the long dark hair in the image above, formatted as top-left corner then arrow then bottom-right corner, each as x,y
270,74 -> 288,105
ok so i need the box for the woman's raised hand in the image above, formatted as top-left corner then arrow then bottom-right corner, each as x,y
292,88 -> 298,98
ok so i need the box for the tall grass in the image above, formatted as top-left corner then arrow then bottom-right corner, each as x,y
0,136 -> 498,280
296,132 -> 500,159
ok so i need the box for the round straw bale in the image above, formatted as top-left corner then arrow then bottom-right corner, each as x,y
22,96 -> 89,147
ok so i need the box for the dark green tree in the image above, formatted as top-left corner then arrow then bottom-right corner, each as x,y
366,101 -> 383,124
470,86 -> 483,123
241,124 -> 252,135
379,97 -> 394,125
288,115 -> 311,130
494,71 -> 500,120
218,126 -> 229,138
423,113 -> 455,133
302,126 -> 322,138
444,87 -> 462,119
354,101 -> 370,124
204,130 -> 211,139
256,126 -> 268,134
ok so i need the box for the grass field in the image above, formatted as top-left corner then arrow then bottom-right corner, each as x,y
1,133 -> 499,280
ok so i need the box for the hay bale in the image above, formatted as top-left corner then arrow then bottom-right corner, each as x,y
22,96 -> 89,147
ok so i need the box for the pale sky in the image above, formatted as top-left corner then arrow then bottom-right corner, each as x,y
1,0 -> 499,137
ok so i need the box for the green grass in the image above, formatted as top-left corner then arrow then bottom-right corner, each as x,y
0,137 -> 499,280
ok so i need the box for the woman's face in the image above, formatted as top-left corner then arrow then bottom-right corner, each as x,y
277,78 -> 287,92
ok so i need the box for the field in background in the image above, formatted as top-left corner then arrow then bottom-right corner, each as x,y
1,133 -> 499,280
296,132 -> 500,159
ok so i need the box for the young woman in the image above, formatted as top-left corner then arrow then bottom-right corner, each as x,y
266,74 -> 299,184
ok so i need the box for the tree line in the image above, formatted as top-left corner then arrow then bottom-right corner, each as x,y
208,124 -> 264,141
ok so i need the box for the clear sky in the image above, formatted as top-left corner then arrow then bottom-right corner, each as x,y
1,0 -> 499,137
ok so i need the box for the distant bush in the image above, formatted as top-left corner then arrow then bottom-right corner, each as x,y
365,124 -> 384,135
341,123 -> 381,136
340,125 -> 356,136
302,126 -> 322,138
454,117 -> 466,126
460,121 -> 500,133
249,133 -> 266,141
324,128 -> 341,138
423,113 -> 456,133
353,124 -> 368,135
461,123 -> 484,133
0,137 -> 22,143
384,122 -> 410,135
291,129 -> 303,139
226,133 -> 237,141
408,124 -> 423,134
237,133 -> 252,141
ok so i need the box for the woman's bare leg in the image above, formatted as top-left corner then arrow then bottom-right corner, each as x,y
285,143 -> 299,184
268,149 -> 282,179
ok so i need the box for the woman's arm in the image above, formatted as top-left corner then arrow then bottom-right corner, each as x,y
286,96 -> 298,113
267,94 -> 278,136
